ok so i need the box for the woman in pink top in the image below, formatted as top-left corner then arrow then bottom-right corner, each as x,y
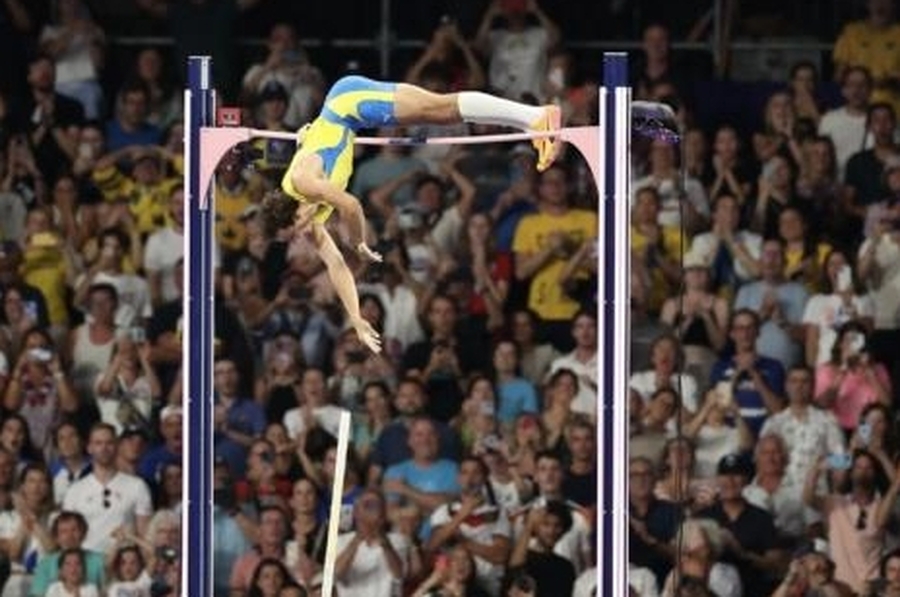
814,322 -> 892,433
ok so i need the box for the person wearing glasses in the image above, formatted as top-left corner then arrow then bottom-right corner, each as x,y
803,449 -> 893,594
61,423 -> 152,554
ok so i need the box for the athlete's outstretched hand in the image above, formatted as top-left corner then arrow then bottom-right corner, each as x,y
350,316 -> 382,354
356,243 -> 383,264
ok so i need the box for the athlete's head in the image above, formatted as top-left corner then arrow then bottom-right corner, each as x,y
260,189 -> 299,237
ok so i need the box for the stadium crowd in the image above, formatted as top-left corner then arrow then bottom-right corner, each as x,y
0,0 -> 899,596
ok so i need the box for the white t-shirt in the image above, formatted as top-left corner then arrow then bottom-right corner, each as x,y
487,27 -> 550,102
858,234 -> 900,330
689,230 -> 763,284
334,531 -> 408,597
801,293 -> 875,365
62,472 -> 153,553
818,106 -> 869,180
549,351 -> 597,417
628,370 -> 699,412
430,501 -> 511,594
143,227 -> 184,304
633,175 -> 709,229
89,271 -> 153,328
40,25 -> 97,84
106,571 -> 152,597
358,282 -> 424,353
0,509 -> 48,572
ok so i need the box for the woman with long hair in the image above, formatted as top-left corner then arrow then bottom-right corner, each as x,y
778,205 -> 831,291
814,322 -> 891,435
247,557 -> 295,597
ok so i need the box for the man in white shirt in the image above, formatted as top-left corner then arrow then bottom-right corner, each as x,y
428,456 -> 511,595
283,367 -> 343,439
818,66 -> 873,180
62,423 -> 152,553
759,365 -> 845,488
334,488 -> 408,597
688,194 -> 762,290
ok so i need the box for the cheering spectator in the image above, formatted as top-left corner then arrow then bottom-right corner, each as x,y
547,311 -> 597,418
509,500 -> 576,597
28,511 -> 104,597
660,518 -> 742,597
683,387 -> 753,480
628,456 -> 680,589
62,423 -> 152,554
818,66 -> 872,182
708,125 -> 756,205
213,356 -> 266,480
630,333 -> 701,415
634,138 -> 709,235
229,505 -> 291,597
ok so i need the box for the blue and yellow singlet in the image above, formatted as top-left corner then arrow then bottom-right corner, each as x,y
280,76 -> 399,223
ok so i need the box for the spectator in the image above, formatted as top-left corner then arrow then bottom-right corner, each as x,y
696,453 -> 784,597
229,506 -> 290,597
628,456 -> 680,590
654,438 -> 718,514
62,423 -> 152,554
517,450 -> 591,575
512,163 -> 597,352
94,336 -> 159,436
411,543 -> 489,597
137,405 -> 182,496
427,455 -> 511,594
709,308 -> 786,437
247,558 -> 295,597
753,89 -> 805,166
508,500 -> 576,597
833,0 -> 900,115
455,211 -> 513,333
741,434 -> 810,548
658,253 -> 729,385
213,356 -> 266,480
0,285 -> 40,363
75,226 -> 151,329
771,548 -> 853,597
813,322 -> 892,434
241,22 -> 325,130
508,309 -> 558,388
334,488 -> 410,597
284,478 -> 325,586
630,186 -> 683,315
661,518 -> 742,597
282,367 -> 342,442
0,463 -> 53,589
1,133 -> 45,224
777,205 -> 832,292
803,449 -> 893,593
474,0 -> 560,103
105,543 -> 152,597
49,421 -> 90,506
629,333 -> 701,415
21,54 -> 85,184
4,327 -> 79,451
38,0 -> 105,120
845,103 -> 900,240
749,153 -> 798,239
473,433 -> 533,514
213,149 -> 266,258
66,281 -> 120,403
349,127 -> 427,212
383,417 -> 460,519
405,15 -> 486,92
45,548 -> 100,597
849,404 -> 898,482
818,66 -> 872,181
367,377 -> 461,485
21,208 -> 79,336
687,194 -> 762,296
546,310 -> 597,418
733,237 -> 808,368
634,138 -> 709,235
683,388 -> 753,480
29,511 -> 104,597
561,419 -> 596,508
802,248 -> 874,366
126,47 -> 182,129
631,23 -> 688,102
630,387 -> 680,467
759,365 -> 846,489
788,61 -> 823,129
142,185 -> 183,308
104,80 -> 160,152
862,548 -> 900,597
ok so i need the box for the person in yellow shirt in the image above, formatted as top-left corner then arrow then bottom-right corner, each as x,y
214,149 -> 266,256
20,209 -> 78,335
261,75 -> 564,353
92,145 -> 181,237
512,163 -> 597,351
833,0 -> 900,115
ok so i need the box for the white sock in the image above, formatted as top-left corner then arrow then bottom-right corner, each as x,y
457,92 -> 545,130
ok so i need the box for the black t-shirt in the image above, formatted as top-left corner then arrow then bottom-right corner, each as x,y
629,497 -> 682,587
523,550 -> 575,597
221,242 -> 288,301
698,500 -> 779,597
562,467 -> 596,508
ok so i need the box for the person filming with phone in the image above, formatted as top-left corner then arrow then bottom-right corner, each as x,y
803,449 -> 894,594
813,321 -> 892,435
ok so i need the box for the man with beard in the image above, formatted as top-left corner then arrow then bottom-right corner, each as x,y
804,449 -> 893,593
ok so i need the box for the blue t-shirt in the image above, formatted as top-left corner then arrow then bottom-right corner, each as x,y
383,459 -> 460,504
710,355 -> 785,437
104,119 -> 162,152
497,378 -> 539,424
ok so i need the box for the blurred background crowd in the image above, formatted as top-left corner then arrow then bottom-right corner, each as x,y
1,0 -> 900,597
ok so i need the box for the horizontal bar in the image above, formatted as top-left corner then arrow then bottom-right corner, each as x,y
241,127 -> 573,145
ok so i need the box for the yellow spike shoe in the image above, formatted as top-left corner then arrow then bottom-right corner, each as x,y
530,104 -> 562,172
